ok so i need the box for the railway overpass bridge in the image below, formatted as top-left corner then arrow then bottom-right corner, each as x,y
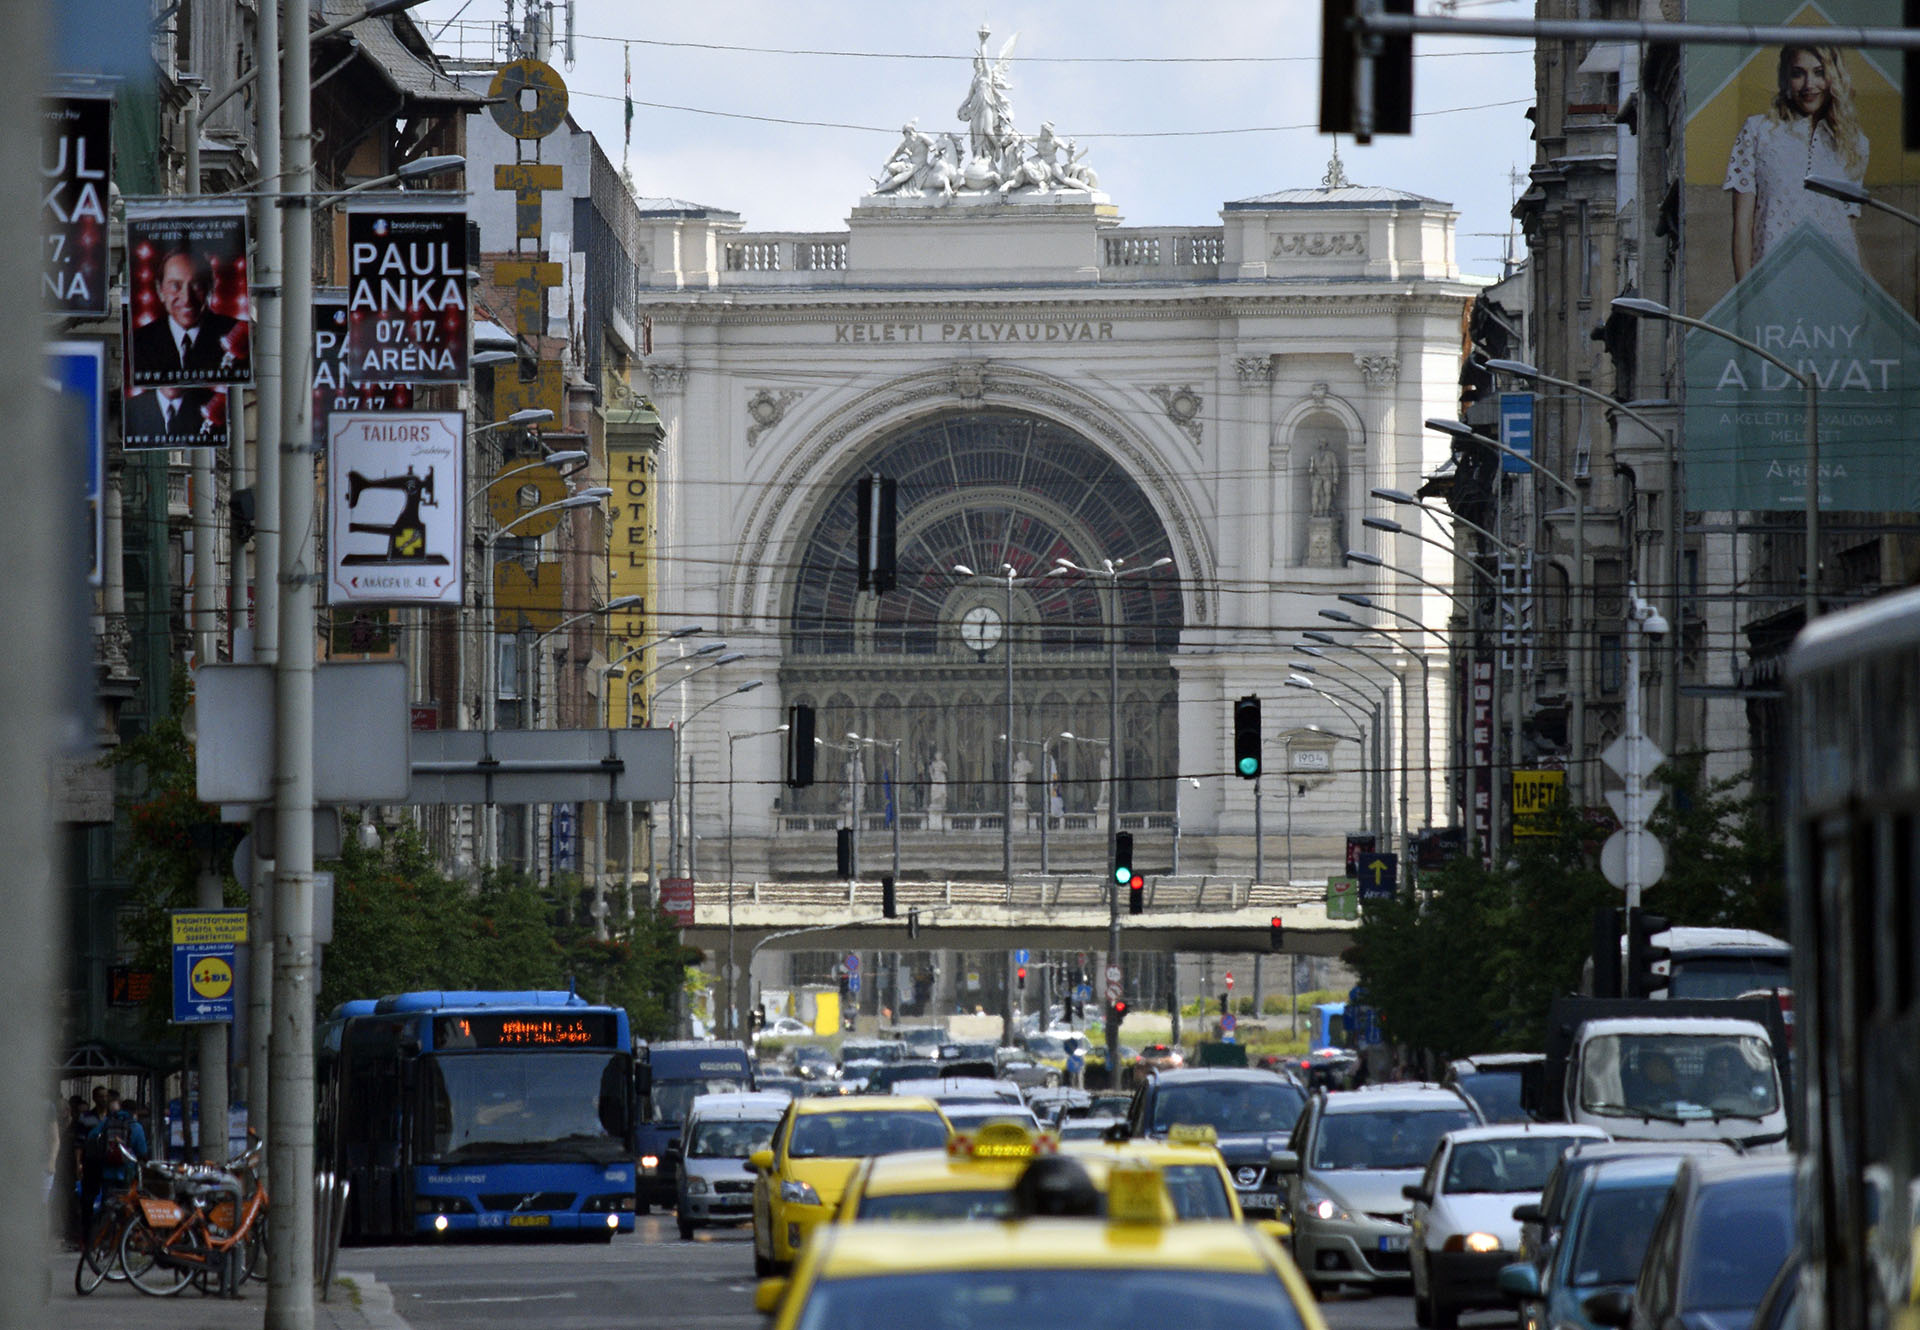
678,876 -> 1361,1038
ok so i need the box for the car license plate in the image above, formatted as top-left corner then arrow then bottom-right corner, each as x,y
1378,1234 -> 1409,1253
506,1215 -> 551,1228
1241,1192 -> 1280,1211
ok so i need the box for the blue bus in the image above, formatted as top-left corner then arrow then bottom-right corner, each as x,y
319,990 -> 638,1240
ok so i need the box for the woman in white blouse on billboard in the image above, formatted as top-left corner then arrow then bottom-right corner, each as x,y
1725,43 -> 1869,279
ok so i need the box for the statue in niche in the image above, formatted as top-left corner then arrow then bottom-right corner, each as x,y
1010,751 -> 1033,812
1304,437 -> 1345,568
1310,442 -> 1340,516
926,750 -> 950,815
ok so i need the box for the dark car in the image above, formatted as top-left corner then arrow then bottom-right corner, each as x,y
1515,1139 -> 1734,1278
1124,1068 -> 1307,1218
1497,1154 -> 1696,1330
1584,1154 -> 1795,1330
1444,1053 -> 1544,1124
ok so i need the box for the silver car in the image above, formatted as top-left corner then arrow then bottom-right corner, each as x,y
1275,1084 -> 1481,1294
674,1092 -> 788,1241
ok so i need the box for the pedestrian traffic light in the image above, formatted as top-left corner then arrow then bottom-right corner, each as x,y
836,827 -> 854,879
1112,831 -> 1134,887
882,873 -> 897,919
856,474 -> 897,594
1128,873 -> 1145,916
786,704 -> 816,787
1234,695 -> 1262,779
1112,999 -> 1128,1021
1017,965 -> 1027,990
1269,916 -> 1285,952
1626,907 -> 1671,999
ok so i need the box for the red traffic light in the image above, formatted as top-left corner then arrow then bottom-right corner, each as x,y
1269,916 -> 1285,952
1113,999 -> 1129,1018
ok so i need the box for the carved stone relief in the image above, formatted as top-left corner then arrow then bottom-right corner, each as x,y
1148,384 -> 1204,447
745,388 -> 806,447
950,360 -> 990,403
1272,233 -> 1366,258
1235,356 -> 1275,387
646,363 -> 687,394
1354,354 -> 1400,389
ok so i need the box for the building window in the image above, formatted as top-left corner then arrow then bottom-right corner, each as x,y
1599,633 -> 1624,695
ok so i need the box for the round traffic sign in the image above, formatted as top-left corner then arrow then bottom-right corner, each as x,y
1600,828 -> 1666,890
191,956 -> 233,1000
845,953 -> 860,973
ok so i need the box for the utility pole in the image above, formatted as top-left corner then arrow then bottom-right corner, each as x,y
268,0 -> 319,1321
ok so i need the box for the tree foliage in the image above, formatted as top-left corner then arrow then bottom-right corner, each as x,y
1347,763 -> 1785,1065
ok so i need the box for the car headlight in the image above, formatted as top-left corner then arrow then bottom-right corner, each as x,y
1445,1231 -> 1503,1253
780,1180 -> 822,1206
1302,1184 -> 1352,1223
684,1178 -> 710,1196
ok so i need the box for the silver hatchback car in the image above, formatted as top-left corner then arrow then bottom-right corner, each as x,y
1275,1084 -> 1480,1294
674,1092 -> 789,1241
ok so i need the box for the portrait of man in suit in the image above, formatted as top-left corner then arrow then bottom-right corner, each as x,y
122,386 -> 225,449
128,244 -> 248,385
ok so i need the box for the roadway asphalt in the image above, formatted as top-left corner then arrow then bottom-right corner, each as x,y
42,1215 -> 1522,1329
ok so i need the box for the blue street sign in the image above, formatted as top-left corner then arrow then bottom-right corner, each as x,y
1499,392 -> 1534,473
1066,1047 -> 1086,1074
1073,983 -> 1093,1003
552,803 -> 577,871
1356,852 -> 1399,900
847,974 -> 861,996
1014,949 -> 1029,965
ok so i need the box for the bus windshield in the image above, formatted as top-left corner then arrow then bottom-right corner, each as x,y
424,1052 -> 631,1164
1665,957 -> 1790,1001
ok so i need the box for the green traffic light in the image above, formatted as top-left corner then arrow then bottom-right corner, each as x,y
1113,866 -> 1130,885
1237,756 -> 1260,776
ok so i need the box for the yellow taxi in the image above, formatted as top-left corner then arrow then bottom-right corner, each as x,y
748,1094 -> 950,1274
755,1157 -> 1328,1330
837,1120 -> 1060,1223
1062,1125 -> 1250,1224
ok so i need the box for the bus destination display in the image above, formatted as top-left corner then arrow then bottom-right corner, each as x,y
434,1012 -> 618,1049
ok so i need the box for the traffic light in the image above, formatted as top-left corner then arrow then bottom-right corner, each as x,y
1626,907 -> 1671,999
1112,999 -> 1128,1022
1128,873 -> 1145,916
1016,965 -> 1027,990
856,474 -> 897,594
1592,905 -> 1622,999
836,827 -> 854,879
1112,832 -> 1134,888
1319,0 -> 1414,143
882,873 -> 897,919
1233,695 -> 1262,779
750,1007 -> 765,1034
1269,916 -> 1285,952
1219,993 -> 1230,1017
786,705 -> 816,787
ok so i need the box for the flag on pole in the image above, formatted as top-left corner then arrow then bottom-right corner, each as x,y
883,769 -> 895,828
623,45 -> 634,168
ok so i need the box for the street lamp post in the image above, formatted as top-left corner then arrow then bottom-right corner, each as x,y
1285,677 -> 1374,838
1611,296 -> 1819,624
1051,556 -> 1170,1071
1295,646 -> 1399,849
679,677 -> 763,899
1295,723 -> 1365,885
726,724 -> 788,1039
475,491 -> 610,867
652,652 -> 746,876
599,628 -> 703,919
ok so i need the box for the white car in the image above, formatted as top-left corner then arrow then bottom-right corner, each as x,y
756,1017 -> 813,1039
1404,1122 -> 1609,1329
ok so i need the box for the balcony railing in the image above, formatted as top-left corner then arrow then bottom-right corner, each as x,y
1100,228 -> 1224,279
722,233 -> 849,277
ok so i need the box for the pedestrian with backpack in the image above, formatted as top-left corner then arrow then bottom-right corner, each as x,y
80,1090 -> 147,1243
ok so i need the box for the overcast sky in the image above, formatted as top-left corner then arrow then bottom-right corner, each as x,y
413,0 -> 1539,278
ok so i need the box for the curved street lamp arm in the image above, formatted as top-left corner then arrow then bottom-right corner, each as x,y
1426,418 -> 1580,503
1364,518 -> 1503,586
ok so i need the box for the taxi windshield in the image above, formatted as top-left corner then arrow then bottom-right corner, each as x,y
793,1268 -> 1307,1330
788,1111 -> 949,1158
1149,1081 -> 1304,1136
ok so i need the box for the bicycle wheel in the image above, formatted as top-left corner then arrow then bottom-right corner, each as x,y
119,1219 -> 198,1296
238,1213 -> 268,1285
75,1208 -> 124,1293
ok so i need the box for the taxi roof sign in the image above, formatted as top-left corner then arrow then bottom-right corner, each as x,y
1105,1162 -> 1170,1226
948,1121 -> 1056,1161
1166,1124 -> 1219,1148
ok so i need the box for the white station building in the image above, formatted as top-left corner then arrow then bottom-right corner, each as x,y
634,48 -> 1480,886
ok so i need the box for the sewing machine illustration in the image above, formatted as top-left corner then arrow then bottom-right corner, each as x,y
343,467 -> 448,565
